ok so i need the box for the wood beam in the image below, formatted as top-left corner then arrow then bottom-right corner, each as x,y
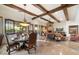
40,17 -> 54,24
48,14 -> 60,22
3,4 -> 38,16
63,8 -> 69,21
33,4 -> 54,22
32,4 -> 77,20
61,4 -> 69,21
32,4 -> 48,12
33,4 -> 56,23
32,4 -> 60,22
4,4 -> 50,23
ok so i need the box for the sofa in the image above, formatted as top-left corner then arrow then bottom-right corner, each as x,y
70,34 -> 79,41
54,32 -> 66,41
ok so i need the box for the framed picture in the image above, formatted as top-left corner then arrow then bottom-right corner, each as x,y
69,25 -> 78,34
56,28 -> 63,32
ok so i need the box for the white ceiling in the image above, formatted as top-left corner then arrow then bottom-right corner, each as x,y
14,4 -> 63,22
14,4 -> 43,15
42,15 -> 56,22
41,4 -> 61,11
1,4 -> 79,25
67,5 -> 79,21
31,18 -> 48,25
52,10 -> 66,21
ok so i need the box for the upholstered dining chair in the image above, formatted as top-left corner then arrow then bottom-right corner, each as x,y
25,31 -> 37,54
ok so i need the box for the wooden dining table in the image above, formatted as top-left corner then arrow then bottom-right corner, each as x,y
12,36 -> 29,50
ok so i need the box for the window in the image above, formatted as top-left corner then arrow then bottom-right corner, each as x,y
14,22 -> 22,32
5,19 -> 27,34
5,19 -> 14,34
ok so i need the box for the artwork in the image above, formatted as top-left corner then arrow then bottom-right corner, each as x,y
69,25 -> 78,34
56,28 -> 63,32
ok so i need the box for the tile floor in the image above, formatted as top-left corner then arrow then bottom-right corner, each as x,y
0,40 -> 79,55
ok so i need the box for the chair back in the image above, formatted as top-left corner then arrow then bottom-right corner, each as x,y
0,33 -> 4,46
5,34 -> 10,46
5,34 -> 17,46
28,32 -> 37,49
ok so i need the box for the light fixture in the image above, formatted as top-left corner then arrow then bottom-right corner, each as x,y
20,4 -> 29,27
35,27 -> 38,30
20,22 -> 29,26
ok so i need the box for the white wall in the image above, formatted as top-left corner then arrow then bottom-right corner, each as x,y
53,21 -> 66,32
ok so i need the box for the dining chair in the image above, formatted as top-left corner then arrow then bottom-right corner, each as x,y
5,34 -> 19,55
25,32 -> 37,54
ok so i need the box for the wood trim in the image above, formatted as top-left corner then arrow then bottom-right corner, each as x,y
63,8 -> 69,21
32,4 -> 55,22
61,4 -> 69,21
0,16 -> 3,18
32,4 -> 60,22
32,4 -> 48,12
40,17 -> 54,24
32,4 -> 77,20
48,14 -> 60,22
3,4 -> 38,16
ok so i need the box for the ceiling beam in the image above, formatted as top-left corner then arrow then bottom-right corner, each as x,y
48,14 -> 60,22
32,4 -> 77,20
3,4 -> 38,16
61,4 -> 69,21
40,17 -> 54,24
63,8 -> 69,21
32,4 -> 60,22
3,4 -> 50,20
32,4 -> 48,12
4,4 -> 51,23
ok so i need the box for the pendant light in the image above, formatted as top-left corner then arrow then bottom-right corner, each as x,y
20,4 -> 29,26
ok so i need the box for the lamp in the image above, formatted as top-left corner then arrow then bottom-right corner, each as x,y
20,4 -> 29,27
20,22 -> 29,26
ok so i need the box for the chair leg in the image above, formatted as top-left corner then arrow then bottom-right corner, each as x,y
6,47 -> 8,52
34,47 -> 36,53
8,51 -> 10,55
7,46 -> 10,55
27,49 -> 30,54
8,48 -> 10,55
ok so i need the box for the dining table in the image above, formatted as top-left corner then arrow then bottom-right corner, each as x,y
12,35 -> 29,50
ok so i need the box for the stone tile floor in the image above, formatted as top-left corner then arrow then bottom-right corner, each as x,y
0,40 -> 79,55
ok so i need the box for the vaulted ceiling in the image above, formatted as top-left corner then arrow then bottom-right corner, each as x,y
3,4 -> 78,23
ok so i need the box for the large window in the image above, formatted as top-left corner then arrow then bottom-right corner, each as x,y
14,22 -> 22,33
5,19 -> 14,34
5,19 -> 26,34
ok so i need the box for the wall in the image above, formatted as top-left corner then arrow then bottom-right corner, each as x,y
53,19 -> 79,36
53,21 -> 66,32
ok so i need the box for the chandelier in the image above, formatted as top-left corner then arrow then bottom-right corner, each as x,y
20,4 -> 29,26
